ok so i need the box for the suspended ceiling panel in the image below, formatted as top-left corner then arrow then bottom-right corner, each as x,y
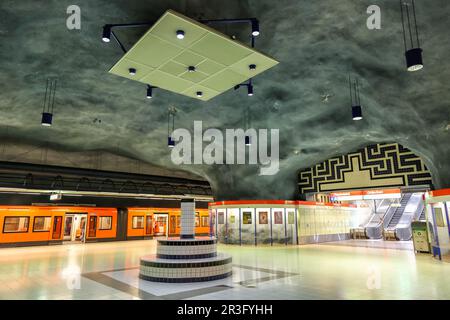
109,10 -> 279,101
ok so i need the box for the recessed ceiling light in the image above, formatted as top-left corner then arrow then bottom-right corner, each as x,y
129,68 -> 137,76
249,64 -> 256,71
188,66 -> 196,73
196,91 -> 203,98
176,30 -> 185,39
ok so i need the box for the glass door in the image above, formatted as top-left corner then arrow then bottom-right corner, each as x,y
145,215 -> 153,235
52,216 -> 63,239
88,216 -> 97,238
63,216 -> 73,240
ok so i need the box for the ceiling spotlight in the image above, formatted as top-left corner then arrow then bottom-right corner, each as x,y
188,66 -> 196,73
405,48 -> 423,71
168,136 -> 175,148
352,105 -> 363,121
41,112 -> 53,126
129,68 -> 137,76
245,136 -> 251,146
251,19 -> 260,36
249,64 -> 256,71
196,91 -> 203,98
400,0 -> 423,72
176,30 -> 185,39
146,85 -> 153,99
247,84 -> 254,96
102,25 -> 111,43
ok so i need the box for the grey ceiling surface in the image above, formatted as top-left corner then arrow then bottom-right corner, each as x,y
0,0 -> 448,200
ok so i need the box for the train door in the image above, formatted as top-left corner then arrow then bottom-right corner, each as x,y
63,213 -> 87,242
52,216 -> 63,239
153,213 -> 168,237
145,215 -> 153,236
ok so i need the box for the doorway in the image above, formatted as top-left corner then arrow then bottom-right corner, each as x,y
63,213 -> 88,242
153,213 -> 168,237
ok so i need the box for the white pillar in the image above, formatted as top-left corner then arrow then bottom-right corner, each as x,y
180,199 -> 195,239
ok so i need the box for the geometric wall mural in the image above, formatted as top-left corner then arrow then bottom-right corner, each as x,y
298,143 -> 433,194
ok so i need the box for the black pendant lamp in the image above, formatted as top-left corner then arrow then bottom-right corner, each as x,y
167,108 -> 176,148
244,106 -> 251,145
349,75 -> 363,121
41,79 -> 57,126
400,0 -> 423,71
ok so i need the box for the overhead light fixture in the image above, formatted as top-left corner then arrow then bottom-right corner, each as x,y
102,25 -> 112,42
196,91 -> 203,98
251,19 -> 260,36
168,136 -> 175,148
349,75 -> 363,121
400,0 -> 423,71
245,136 -> 251,146
129,68 -> 137,76
188,66 -> 196,73
247,84 -> 254,96
50,192 -> 62,201
41,78 -> 57,127
249,64 -> 256,71
146,85 -> 153,99
176,30 -> 185,39
167,107 -> 176,148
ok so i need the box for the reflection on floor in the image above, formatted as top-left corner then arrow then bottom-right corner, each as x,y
0,239 -> 449,300
321,239 -> 414,251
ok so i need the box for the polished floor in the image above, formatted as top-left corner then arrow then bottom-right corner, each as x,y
0,239 -> 449,300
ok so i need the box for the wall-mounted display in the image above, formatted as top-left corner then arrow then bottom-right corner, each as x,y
201,216 -> 209,227
259,212 -> 268,224
288,211 -> 295,224
218,212 -> 224,224
243,212 -> 252,224
274,211 -> 283,224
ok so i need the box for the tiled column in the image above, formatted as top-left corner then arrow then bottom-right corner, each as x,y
180,199 -> 195,239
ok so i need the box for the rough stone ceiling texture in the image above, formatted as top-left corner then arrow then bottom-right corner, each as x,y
0,0 -> 448,200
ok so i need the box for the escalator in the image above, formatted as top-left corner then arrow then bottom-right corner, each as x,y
364,198 -> 396,239
384,193 -> 424,241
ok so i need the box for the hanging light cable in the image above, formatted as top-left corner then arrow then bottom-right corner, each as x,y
41,78 -> 57,126
400,0 -> 423,71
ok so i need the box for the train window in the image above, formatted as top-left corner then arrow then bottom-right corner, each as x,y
98,216 -> 112,230
201,216 -> 209,227
3,216 -> 30,233
33,216 -> 52,232
132,216 -> 144,229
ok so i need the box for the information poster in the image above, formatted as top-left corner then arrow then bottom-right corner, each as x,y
288,212 -> 295,224
274,211 -> 283,224
218,212 -> 224,224
243,212 -> 252,224
259,212 -> 268,224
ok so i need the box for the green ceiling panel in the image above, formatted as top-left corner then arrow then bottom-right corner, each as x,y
159,61 -> 187,77
202,69 -> 248,92
109,59 -> 153,81
173,50 -> 205,67
140,70 -> 193,92
108,9 -> 279,101
125,34 -> 183,68
189,33 -> 253,66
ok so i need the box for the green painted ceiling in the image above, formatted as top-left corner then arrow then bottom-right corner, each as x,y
0,0 -> 449,200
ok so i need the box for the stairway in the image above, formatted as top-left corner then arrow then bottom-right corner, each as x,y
387,193 -> 411,228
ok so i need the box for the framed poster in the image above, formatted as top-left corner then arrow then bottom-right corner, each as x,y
288,211 -> 295,224
230,215 -> 235,224
195,213 -> 200,227
243,212 -> 252,224
201,216 -> 209,227
218,212 -> 224,224
274,211 -> 283,224
259,212 -> 268,224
